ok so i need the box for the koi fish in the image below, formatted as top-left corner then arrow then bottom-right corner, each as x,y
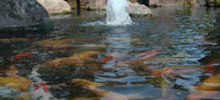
13,50 -> 33,61
29,75 -> 56,100
135,49 -> 163,60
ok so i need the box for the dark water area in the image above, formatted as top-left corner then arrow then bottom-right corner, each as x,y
0,6 -> 220,100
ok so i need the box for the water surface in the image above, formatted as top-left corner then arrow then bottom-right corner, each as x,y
0,6 -> 220,100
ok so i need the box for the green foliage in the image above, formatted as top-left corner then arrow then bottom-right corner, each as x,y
206,0 -> 220,6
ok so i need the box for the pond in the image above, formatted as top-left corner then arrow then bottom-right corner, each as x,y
0,6 -> 220,100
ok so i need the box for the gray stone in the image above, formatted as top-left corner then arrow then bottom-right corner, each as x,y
0,0 -> 50,30
85,0 -> 107,10
128,2 -> 152,17
38,0 -> 71,14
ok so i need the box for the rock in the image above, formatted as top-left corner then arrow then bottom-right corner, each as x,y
37,0 -> 71,14
149,0 -> 206,6
0,0 -> 50,31
205,0 -> 220,7
67,0 -> 89,9
128,2 -> 152,17
183,0 -> 197,5
149,0 -> 185,6
85,0 -> 107,10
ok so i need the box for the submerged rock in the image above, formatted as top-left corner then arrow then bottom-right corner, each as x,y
0,0 -> 50,31
37,0 -> 71,14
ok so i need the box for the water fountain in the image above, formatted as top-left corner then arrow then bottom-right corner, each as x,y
106,0 -> 132,26
81,0 -> 132,26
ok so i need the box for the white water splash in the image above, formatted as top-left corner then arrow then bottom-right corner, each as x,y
106,0 -> 132,26
81,0 -> 132,26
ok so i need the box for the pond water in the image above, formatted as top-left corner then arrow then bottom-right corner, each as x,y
0,6 -> 220,100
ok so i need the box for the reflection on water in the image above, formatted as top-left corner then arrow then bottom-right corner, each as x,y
0,7 -> 220,100
106,28 -> 132,53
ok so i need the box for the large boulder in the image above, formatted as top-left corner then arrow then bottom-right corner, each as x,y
37,0 -> 71,14
128,2 -> 152,17
0,0 -> 50,31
